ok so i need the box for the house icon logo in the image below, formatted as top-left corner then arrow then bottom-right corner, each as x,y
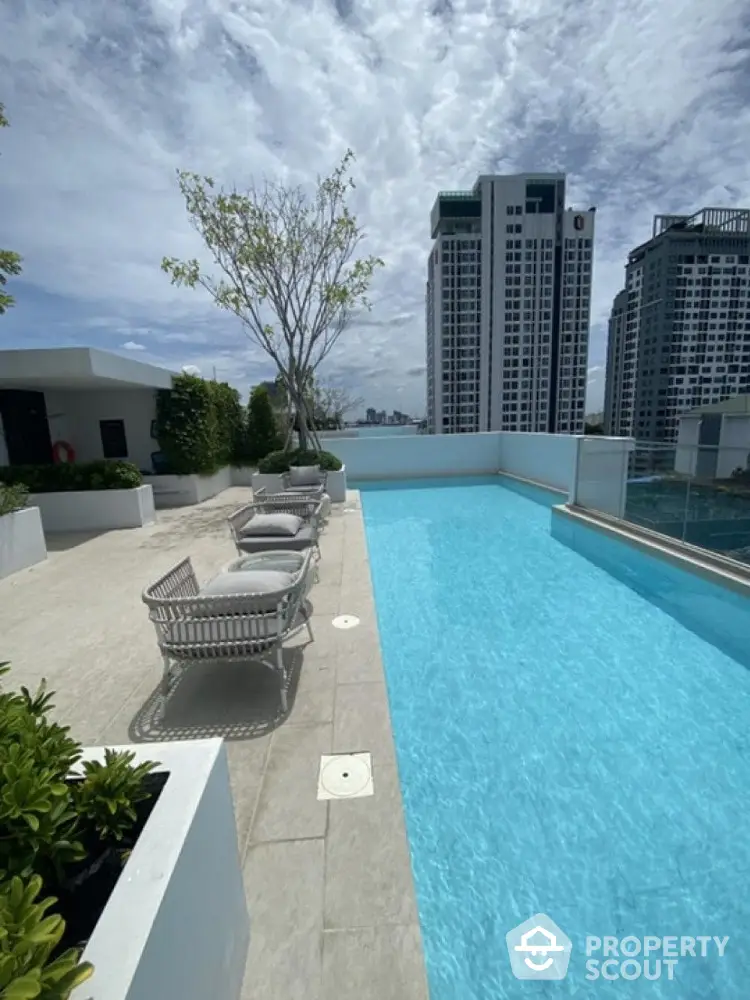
506,913 -> 572,980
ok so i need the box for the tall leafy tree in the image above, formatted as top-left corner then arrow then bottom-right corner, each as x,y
0,104 -> 22,315
161,150 -> 383,450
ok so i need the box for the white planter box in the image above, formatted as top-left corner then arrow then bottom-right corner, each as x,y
230,466 -> 256,487
73,738 -> 248,1000
251,465 -> 347,503
251,472 -> 284,497
30,486 -> 155,532
0,506 -> 47,579
143,468 -> 232,508
325,466 -> 347,503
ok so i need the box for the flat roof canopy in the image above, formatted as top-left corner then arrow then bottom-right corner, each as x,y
0,347 -> 175,391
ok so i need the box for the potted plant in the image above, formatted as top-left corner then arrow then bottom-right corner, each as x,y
252,447 -> 347,502
0,462 -> 155,533
0,665 -> 249,1000
0,482 -> 47,580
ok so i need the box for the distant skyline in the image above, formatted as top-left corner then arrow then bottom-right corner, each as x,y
2,2 -> 749,417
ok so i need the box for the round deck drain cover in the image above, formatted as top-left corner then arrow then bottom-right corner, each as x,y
332,614 -> 360,630
320,754 -> 372,798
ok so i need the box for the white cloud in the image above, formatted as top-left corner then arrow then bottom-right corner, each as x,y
1,0 -> 749,419
122,340 -> 146,351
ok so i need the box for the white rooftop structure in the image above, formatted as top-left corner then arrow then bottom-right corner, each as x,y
0,347 -> 175,391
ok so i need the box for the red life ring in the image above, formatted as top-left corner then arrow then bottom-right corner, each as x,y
52,440 -> 76,464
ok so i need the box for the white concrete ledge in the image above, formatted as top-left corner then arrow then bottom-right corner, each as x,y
143,468 -> 232,508
73,738 -> 249,1000
30,485 -> 155,532
230,466 -> 256,487
0,506 -> 48,579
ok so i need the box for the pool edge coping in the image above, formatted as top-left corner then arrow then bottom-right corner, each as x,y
555,504 -> 750,599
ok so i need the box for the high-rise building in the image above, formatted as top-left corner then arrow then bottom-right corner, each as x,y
604,208 -> 750,441
425,173 -> 595,435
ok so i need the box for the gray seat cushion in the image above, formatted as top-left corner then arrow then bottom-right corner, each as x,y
240,512 -> 302,537
225,553 -> 305,576
199,569 -> 294,614
201,569 -> 293,596
162,615 -> 281,654
288,465 -> 321,487
237,522 -> 316,553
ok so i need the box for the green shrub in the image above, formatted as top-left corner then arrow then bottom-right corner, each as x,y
155,373 -> 249,474
0,662 -> 158,883
155,374 -> 216,475
257,448 -> 343,474
72,749 -> 158,843
0,670 -> 85,884
209,381 -> 244,468
244,386 -> 282,464
0,482 -> 28,516
0,874 -> 93,1000
0,461 -> 142,494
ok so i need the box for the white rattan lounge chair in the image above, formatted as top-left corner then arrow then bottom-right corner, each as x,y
227,499 -> 322,557
254,465 -> 331,520
142,551 -> 314,711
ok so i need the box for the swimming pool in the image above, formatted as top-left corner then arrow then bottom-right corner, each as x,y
359,477 -> 750,998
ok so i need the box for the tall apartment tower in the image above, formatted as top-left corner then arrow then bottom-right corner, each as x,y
603,208 -> 750,441
425,173 -> 595,435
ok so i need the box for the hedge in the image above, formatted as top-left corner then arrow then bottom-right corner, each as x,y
0,460 -> 142,493
257,449 -> 343,474
155,373 -> 247,475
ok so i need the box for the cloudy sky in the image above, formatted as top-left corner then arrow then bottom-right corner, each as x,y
1,0 -> 749,417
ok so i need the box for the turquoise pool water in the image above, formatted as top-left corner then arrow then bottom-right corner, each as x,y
359,477 -> 750,998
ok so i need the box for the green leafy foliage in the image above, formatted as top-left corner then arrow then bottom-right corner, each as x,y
0,874 -> 93,1000
0,662 -> 160,883
0,667 -> 84,884
257,449 -> 342,474
0,104 -> 23,317
210,381 -> 245,468
244,385 -> 282,463
0,666 -> 162,996
161,151 -> 384,454
0,484 -> 28,517
155,374 -> 216,475
155,373 -> 246,474
72,750 -> 158,843
0,462 -> 142,494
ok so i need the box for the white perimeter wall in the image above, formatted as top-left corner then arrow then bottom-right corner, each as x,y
324,432 -> 502,481
322,430 -> 633,511
323,430 -> 589,492
571,436 -> 635,519
497,433 -> 580,493
44,389 -> 158,471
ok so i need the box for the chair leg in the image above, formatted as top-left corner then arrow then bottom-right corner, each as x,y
161,654 -> 173,696
276,645 -> 288,713
304,603 -> 315,642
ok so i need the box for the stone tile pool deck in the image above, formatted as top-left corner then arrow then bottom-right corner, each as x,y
0,488 -> 429,1000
